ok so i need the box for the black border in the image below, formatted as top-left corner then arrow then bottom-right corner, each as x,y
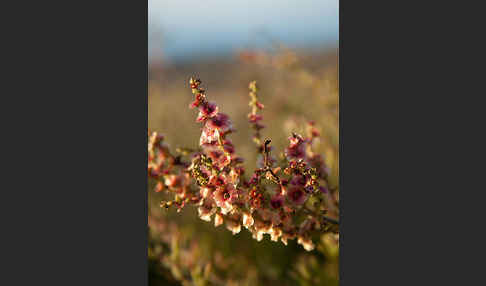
8,1 -> 149,284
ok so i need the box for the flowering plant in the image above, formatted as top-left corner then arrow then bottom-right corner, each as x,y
148,77 -> 339,252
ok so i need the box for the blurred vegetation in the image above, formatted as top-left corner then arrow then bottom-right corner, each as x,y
148,47 -> 339,286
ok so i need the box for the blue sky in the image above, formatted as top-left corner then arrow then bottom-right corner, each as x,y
149,0 -> 339,62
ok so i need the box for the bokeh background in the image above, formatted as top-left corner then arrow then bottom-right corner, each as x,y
148,1 -> 339,285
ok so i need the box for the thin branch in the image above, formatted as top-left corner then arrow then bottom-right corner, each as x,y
322,215 -> 339,225
262,139 -> 280,184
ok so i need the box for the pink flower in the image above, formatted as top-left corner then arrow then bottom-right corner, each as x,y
189,93 -> 204,109
196,102 -> 218,122
225,214 -> 242,234
270,193 -> 285,209
287,186 -> 308,205
198,200 -> 215,222
205,146 -> 231,169
207,113 -> 232,134
285,143 -> 305,159
213,184 -> 238,214
228,188 -> 246,207
199,125 -> 220,145
285,134 -> 306,159
208,174 -> 228,188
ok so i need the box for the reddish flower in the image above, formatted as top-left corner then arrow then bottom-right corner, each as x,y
287,186 -> 308,205
198,198 -> 215,222
207,113 -> 232,134
209,174 -> 228,187
270,193 -> 285,209
214,184 -> 238,214
196,102 -> 218,122
205,146 -> 231,169
285,136 -> 306,159
189,93 -> 205,109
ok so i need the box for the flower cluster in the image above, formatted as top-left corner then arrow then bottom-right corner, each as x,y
147,131 -> 196,212
148,78 -> 339,251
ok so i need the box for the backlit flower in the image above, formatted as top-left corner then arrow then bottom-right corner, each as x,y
200,125 -> 220,145
297,236 -> 315,251
242,212 -> 254,228
285,134 -> 306,159
198,204 -> 214,222
214,212 -> 224,227
196,102 -> 218,122
214,184 -> 238,215
225,214 -> 242,234
207,113 -> 232,134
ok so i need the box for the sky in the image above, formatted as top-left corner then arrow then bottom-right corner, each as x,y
149,0 -> 339,62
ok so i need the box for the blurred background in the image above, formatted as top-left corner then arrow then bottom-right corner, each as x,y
148,1 -> 339,285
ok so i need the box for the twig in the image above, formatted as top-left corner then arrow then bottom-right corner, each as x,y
322,215 -> 339,225
263,139 -> 280,184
